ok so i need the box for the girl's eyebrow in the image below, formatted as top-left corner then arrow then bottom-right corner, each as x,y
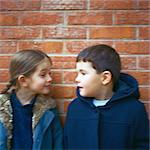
39,68 -> 51,72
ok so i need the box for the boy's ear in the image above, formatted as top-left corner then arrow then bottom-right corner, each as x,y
17,75 -> 29,87
101,71 -> 112,85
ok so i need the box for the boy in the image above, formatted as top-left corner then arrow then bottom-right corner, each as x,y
64,44 -> 149,150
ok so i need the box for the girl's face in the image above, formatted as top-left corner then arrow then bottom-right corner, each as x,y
25,58 -> 52,95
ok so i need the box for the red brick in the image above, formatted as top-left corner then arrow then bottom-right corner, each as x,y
43,27 -> 86,39
138,0 -> 150,9
51,71 -> 62,84
18,41 -> 63,54
51,56 -> 76,69
115,42 -> 150,54
0,84 -> 6,92
115,11 -> 150,25
0,12 -> 18,26
138,56 -> 150,70
64,101 -> 71,113
127,71 -> 150,85
90,27 -> 135,39
0,70 -> 9,82
139,27 -> 150,40
144,103 -> 150,120
90,0 -> 137,10
0,27 -> 41,39
63,72 -> 77,84
0,41 -> 17,54
66,41 -> 113,54
121,57 -> 137,70
41,0 -> 86,10
52,86 -> 76,99
20,12 -> 63,25
0,0 -> 41,11
0,56 -> 11,69
68,12 -> 112,25
139,87 -> 150,101
60,115 -> 66,125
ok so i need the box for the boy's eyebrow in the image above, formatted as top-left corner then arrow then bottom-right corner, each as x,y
77,69 -> 86,72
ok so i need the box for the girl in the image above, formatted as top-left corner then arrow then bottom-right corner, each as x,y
0,50 -> 63,150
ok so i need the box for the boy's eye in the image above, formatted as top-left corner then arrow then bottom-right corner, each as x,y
81,72 -> 86,75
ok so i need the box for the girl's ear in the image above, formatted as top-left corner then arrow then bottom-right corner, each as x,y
101,71 -> 112,85
17,75 -> 28,87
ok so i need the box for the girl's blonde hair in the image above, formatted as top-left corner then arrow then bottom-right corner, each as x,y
1,49 -> 51,94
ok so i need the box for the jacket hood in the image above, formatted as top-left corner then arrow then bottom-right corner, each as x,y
76,73 -> 140,104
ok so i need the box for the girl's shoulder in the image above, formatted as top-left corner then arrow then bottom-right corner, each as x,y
0,94 -> 10,106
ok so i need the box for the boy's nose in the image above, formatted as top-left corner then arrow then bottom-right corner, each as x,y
75,75 -> 80,83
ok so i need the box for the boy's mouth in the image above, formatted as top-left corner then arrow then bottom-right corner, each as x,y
77,86 -> 83,90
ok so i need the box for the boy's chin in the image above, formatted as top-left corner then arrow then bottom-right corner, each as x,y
79,91 -> 88,97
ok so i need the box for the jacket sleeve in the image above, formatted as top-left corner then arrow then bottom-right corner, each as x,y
63,112 -> 69,149
0,122 -> 7,150
51,109 -> 63,150
134,104 -> 149,150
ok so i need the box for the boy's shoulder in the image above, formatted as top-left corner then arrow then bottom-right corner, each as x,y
67,98 -> 82,111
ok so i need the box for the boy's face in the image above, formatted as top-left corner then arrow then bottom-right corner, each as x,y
75,61 -> 103,99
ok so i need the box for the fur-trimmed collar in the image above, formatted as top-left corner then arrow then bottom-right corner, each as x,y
0,94 -> 56,149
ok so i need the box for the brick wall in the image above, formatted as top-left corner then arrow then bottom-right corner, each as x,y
0,0 -> 149,123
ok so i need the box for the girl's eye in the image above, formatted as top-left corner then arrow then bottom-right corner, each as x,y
40,74 -> 46,77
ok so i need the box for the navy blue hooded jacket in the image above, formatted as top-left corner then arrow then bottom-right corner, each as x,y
64,73 -> 149,150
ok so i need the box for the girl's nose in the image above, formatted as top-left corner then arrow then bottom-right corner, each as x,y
47,75 -> 52,82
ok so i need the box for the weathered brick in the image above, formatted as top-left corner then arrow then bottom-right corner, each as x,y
139,87 -> 150,101
0,70 -> 9,82
0,56 -> 11,69
64,101 -> 71,113
127,71 -> 150,85
0,0 -> 41,11
115,42 -> 150,54
51,71 -> 62,84
115,11 -> 150,25
68,12 -> 112,25
121,57 -> 137,70
138,56 -> 150,70
43,27 -> 86,39
144,103 -> 150,120
0,41 -> 17,54
51,56 -> 76,69
0,84 -> 6,92
52,86 -> 76,99
41,0 -> 86,10
18,41 -> 63,54
66,41 -> 113,54
90,0 -> 137,10
20,12 -> 63,25
138,0 -> 150,9
63,71 -> 77,84
0,27 -> 41,39
90,27 -> 135,39
139,27 -> 150,40
0,12 -> 18,26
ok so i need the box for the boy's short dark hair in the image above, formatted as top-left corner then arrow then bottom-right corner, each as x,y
76,44 -> 121,86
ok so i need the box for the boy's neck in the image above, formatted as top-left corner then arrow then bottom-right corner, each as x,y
16,88 -> 36,105
95,86 -> 114,100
